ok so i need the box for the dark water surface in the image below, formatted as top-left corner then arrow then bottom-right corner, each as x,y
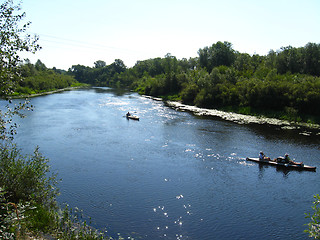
7,88 -> 320,239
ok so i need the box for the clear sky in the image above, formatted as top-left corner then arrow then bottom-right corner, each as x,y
19,0 -> 320,70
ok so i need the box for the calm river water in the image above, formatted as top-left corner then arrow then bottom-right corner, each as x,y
6,87 -> 320,239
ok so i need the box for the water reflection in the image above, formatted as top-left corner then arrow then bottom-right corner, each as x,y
91,86 -> 128,96
258,163 -> 291,179
250,124 -> 320,146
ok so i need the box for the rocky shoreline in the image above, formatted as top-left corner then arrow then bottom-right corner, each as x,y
143,95 -> 320,131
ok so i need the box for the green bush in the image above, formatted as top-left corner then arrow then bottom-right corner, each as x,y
305,194 -> 320,239
0,142 -> 59,237
0,187 -> 16,239
0,143 -> 58,206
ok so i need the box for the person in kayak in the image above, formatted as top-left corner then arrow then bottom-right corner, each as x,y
276,153 -> 291,163
285,154 -> 304,165
277,154 -> 303,165
284,154 -> 291,163
126,112 -> 131,117
259,151 -> 270,161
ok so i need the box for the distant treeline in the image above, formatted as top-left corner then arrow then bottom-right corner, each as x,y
69,59 -> 128,87
14,59 -> 78,95
67,41 -> 320,123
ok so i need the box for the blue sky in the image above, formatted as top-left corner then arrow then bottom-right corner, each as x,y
20,0 -> 320,70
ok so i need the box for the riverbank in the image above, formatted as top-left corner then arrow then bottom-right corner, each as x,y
143,95 -> 320,131
9,85 -> 88,99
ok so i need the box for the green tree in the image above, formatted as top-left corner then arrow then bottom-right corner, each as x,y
276,46 -> 303,74
164,53 -> 179,93
233,53 -> 254,74
265,50 -> 277,69
69,64 -> 91,83
0,0 -> 40,97
198,41 -> 236,72
0,0 -> 40,139
110,59 -> 126,74
181,83 -> 199,104
305,194 -> 320,239
35,59 -> 47,71
303,42 -> 320,76
94,60 -> 106,68
198,46 -> 210,71
20,58 -> 36,77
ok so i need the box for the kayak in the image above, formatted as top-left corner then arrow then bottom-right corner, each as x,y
246,157 -> 316,171
126,115 -> 139,121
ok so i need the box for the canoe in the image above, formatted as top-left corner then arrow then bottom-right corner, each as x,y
126,115 -> 139,121
246,157 -> 316,171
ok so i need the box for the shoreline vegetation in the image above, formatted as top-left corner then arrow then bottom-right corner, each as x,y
5,59 -> 85,99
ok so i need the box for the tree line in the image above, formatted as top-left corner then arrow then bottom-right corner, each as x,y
69,59 -> 127,87
13,59 -> 78,96
68,41 -> 320,123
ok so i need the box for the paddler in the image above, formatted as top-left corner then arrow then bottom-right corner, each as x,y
259,151 -> 271,161
284,154 -> 303,165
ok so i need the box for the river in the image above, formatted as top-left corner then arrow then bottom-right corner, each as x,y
5,87 -> 320,239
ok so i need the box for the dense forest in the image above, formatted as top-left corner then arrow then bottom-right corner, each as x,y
67,41 -> 320,123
